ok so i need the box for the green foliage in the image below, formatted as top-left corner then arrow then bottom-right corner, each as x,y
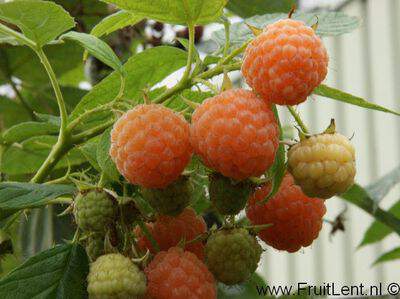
60,31 -> 123,73
341,184 -> 400,237
212,12 -> 360,49
227,0 -> 296,18
314,85 -> 400,116
0,182 -> 75,211
373,247 -> 400,265
359,201 -> 400,248
101,0 -> 227,25
91,10 -> 143,38
97,128 -> 120,181
0,244 -> 89,298
262,105 -> 286,203
1,136 -> 85,175
2,122 -> 59,144
70,46 -> 187,119
0,96 -> 31,129
0,0 -> 75,46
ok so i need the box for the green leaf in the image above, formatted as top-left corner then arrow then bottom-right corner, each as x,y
1,136 -> 86,175
91,10 -> 143,38
314,85 -> 400,117
365,166 -> 400,203
0,32 -> 19,45
97,128 -> 120,181
218,273 -> 269,299
227,0 -> 295,18
0,0 -> 75,46
0,182 -> 75,210
79,136 -> 101,172
2,122 -> 59,144
0,96 -> 31,129
340,184 -> 400,237
373,247 -> 400,265
71,46 -> 187,120
0,243 -> 89,298
60,31 -> 123,73
2,41 -> 84,85
359,200 -> 400,248
262,105 -> 286,202
100,0 -> 227,25
212,12 -> 360,49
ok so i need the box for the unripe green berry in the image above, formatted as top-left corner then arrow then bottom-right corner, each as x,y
205,228 -> 262,285
209,173 -> 252,215
87,253 -> 146,299
141,175 -> 192,216
74,189 -> 117,232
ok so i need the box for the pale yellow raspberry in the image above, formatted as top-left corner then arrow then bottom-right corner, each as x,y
87,254 -> 146,299
288,133 -> 356,199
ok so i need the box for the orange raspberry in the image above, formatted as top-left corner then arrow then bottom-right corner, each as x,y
242,19 -> 329,105
246,174 -> 326,252
110,104 -> 192,188
145,247 -> 216,299
190,89 -> 279,180
136,208 -> 206,260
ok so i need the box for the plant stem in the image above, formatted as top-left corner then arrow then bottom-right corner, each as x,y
35,48 -> 68,133
8,79 -> 37,121
30,48 -> 70,183
153,24 -> 195,104
287,106 -> 309,134
71,119 -> 115,144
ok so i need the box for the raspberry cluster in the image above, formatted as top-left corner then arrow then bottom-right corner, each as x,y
79,14 -> 359,298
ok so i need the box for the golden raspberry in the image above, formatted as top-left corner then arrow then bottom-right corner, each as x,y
190,89 -> 279,180
145,247 -> 216,299
110,104 -> 192,189
87,253 -> 146,298
288,133 -> 356,199
242,18 -> 329,105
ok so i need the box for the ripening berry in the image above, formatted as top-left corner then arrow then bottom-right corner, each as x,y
242,19 -> 329,105
287,133 -> 356,199
87,253 -> 146,298
145,247 -> 216,299
74,189 -> 117,233
246,174 -> 326,252
190,89 -> 279,180
141,175 -> 192,216
110,104 -> 192,189
205,228 -> 262,285
135,208 -> 207,260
